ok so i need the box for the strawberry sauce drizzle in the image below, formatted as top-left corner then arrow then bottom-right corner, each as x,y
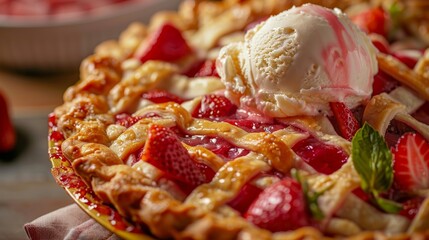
302,5 -> 354,88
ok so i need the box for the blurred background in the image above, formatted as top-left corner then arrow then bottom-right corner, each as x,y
0,0 -> 181,238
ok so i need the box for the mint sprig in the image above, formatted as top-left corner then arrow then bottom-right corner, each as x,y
351,123 -> 402,213
292,169 -> 327,220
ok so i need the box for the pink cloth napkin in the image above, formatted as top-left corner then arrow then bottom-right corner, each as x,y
24,204 -> 121,240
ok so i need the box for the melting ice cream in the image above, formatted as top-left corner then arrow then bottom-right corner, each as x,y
217,4 -> 378,117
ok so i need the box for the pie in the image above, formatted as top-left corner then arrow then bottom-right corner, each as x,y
49,0 -> 429,239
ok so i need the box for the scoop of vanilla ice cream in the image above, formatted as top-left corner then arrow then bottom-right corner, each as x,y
217,4 -> 378,117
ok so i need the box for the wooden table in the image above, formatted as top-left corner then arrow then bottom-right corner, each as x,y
0,69 -> 78,239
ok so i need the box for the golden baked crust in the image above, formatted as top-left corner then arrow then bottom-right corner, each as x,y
50,0 -> 429,239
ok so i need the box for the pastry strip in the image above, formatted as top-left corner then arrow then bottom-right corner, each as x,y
377,53 -> 429,101
185,153 -> 270,211
335,194 -> 409,234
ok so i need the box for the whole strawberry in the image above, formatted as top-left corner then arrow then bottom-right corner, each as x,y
245,178 -> 310,232
351,7 -> 389,38
0,91 -> 16,154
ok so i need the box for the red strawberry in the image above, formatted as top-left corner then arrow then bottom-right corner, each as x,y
141,89 -> 184,104
351,7 -> 389,37
135,23 -> 192,63
228,182 -> 263,214
245,178 -> 310,232
352,187 -> 371,202
392,133 -> 429,191
399,197 -> 424,220
141,124 -> 213,187
370,34 -> 390,54
292,136 -> 348,174
194,59 -> 219,77
330,102 -> 360,141
372,70 -> 400,96
0,91 -> 16,153
115,112 -> 161,128
392,50 -> 422,69
115,113 -> 145,128
192,94 -> 237,119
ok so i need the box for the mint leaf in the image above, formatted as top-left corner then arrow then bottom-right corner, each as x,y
352,123 -> 401,213
352,123 -> 393,193
374,195 -> 403,213
292,169 -> 326,220
306,190 -> 325,221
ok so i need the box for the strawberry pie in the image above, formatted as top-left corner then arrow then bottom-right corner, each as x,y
49,0 -> 429,239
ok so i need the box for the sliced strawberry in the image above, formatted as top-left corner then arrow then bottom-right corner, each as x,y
351,7 -> 389,37
292,136 -> 348,174
141,89 -> 184,104
115,113 -> 145,128
141,124 -> 213,187
245,178 -> 310,232
372,70 -> 400,96
195,59 -> 219,77
115,112 -> 161,128
392,133 -> 429,191
228,182 -> 263,215
192,94 -> 237,119
399,197 -> 424,220
135,23 -> 192,63
330,102 -> 360,141
352,187 -> 371,202
370,34 -> 390,54
391,50 -> 422,69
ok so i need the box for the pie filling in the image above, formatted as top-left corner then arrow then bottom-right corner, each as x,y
50,0 -> 429,238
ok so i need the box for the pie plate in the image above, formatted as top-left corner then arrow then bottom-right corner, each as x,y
48,122 -> 152,240
0,0 -> 181,71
